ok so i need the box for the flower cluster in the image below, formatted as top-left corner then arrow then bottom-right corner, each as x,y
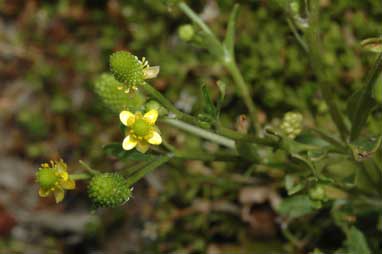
36,159 -> 75,203
280,112 -> 303,139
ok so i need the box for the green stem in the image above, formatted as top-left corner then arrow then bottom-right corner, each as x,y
178,2 -> 221,49
79,160 -> 99,175
178,2 -> 258,131
161,118 -> 236,149
174,150 -> 239,161
126,154 -> 172,186
225,62 -> 259,131
305,1 -> 349,142
141,82 -> 203,127
70,173 -> 91,180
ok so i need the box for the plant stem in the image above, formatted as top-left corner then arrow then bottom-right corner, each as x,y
79,160 -> 99,175
178,2 -> 259,131
178,2 -> 221,49
161,118 -> 236,149
141,82 -> 203,127
70,173 -> 91,180
225,61 -> 259,131
174,150 -> 239,161
305,1 -> 349,141
126,154 -> 172,186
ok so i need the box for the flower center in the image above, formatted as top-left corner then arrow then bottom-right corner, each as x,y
37,168 -> 59,189
132,119 -> 151,137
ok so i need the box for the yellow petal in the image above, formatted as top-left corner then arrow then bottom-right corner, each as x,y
147,131 -> 162,145
39,188 -> 50,197
54,189 -> 65,203
61,178 -> 76,190
136,141 -> 150,153
122,135 -> 138,150
120,111 -> 135,126
143,109 -> 158,125
59,171 -> 69,181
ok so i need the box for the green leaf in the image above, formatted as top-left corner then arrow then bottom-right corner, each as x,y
349,53 -> 382,141
346,227 -> 371,254
224,4 -> 239,58
277,195 -> 315,219
216,80 -> 226,115
350,135 -> 382,161
361,37 -> 382,53
201,84 -> 217,120
285,174 -> 305,195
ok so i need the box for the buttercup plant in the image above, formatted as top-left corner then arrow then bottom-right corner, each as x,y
35,1 -> 382,253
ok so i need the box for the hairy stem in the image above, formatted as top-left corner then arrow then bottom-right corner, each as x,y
70,173 -> 91,181
161,118 -> 236,149
126,154 -> 172,186
141,82 -> 202,127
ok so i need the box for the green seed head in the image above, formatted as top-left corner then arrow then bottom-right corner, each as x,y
94,73 -> 145,112
109,51 -> 144,86
132,119 -> 151,137
88,173 -> 132,208
36,168 -> 59,189
178,24 -> 195,42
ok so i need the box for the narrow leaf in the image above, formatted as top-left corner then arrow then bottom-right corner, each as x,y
346,227 -> 371,254
349,53 -> 382,141
224,4 -> 239,58
361,37 -> 382,53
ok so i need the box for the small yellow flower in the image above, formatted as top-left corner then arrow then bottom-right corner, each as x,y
36,159 -> 76,203
120,109 -> 162,153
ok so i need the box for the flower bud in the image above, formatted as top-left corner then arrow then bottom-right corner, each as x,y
280,112 -> 303,139
309,185 -> 327,201
94,73 -> 145,113
88,173 -> 132,208
178,24 -> 195,42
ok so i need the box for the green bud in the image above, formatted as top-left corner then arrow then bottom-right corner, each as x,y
145,100 -> 168,116
280,112 -> 303,139
94,73 -> 145,113
309,185 -> 327,201
88,173 -> 132,208
178,24 -> 195,42
110,51 -> 145,86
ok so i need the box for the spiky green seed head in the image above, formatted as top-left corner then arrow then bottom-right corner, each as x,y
145,100 -> 168,116
36,168 -> 59,190
94,73 -> 145,113
178,24 -> 194,42
88,173 -> 132,208
280,112 -> 303,139
110,51 -> 144,86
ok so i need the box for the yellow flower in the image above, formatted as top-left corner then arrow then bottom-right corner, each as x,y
36,159 -> 76,203
120,109 -> 162,153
